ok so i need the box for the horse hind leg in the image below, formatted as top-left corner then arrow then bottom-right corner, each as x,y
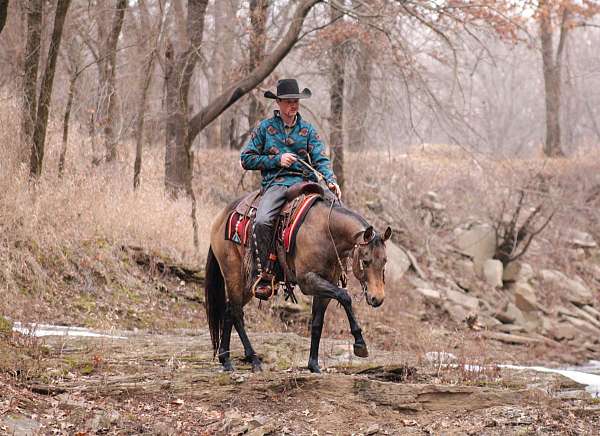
218,303 -> 235,371
231,305 -> 262,372
308,296 -> 331,373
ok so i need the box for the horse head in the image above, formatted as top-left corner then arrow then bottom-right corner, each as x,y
352,226 -> 392,308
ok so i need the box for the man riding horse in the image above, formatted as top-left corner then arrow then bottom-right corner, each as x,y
241,79 -> 341,300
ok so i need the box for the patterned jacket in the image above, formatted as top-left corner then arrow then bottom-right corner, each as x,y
240,111 -> 337,189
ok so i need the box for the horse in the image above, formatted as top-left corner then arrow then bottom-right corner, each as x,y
204,191 -> 392,373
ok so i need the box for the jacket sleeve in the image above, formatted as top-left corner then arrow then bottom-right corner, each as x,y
307,126 -> 337,184
240,124 -> 281,171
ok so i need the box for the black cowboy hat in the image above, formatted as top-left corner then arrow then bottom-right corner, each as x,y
264,79 -> 312,99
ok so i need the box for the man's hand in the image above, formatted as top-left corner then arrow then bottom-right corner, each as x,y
328,182 -> 341,199
280,153 -> 297,168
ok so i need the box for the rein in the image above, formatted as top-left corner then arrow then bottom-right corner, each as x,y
326,202 -> 376,297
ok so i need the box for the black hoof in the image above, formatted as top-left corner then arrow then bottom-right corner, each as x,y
308,360 -> 321,373
353,343 -> 369,358
251,358 -> 263,373
222,361 -> 235,372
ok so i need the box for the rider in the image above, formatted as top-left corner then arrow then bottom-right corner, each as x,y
240,78 -> 341,300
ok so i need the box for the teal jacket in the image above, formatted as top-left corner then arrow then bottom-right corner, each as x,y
240,111 -> 337,189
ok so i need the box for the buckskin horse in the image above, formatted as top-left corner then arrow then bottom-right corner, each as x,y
204,185 -> 391,373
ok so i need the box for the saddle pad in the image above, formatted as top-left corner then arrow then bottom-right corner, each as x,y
224,194 -> 321,254
282,193 -> 320,253
225,210 -> 253,246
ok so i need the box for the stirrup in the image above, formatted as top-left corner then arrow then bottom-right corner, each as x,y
251,273 -> 276,301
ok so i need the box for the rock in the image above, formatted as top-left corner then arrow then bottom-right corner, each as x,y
445,289 -> 480,311
562,228 -> 597,248
444,302 -> 469,323
454,259 -> 476,291
570,305 -> 600,330
563,315 -> 600,336
385,242 -> 411,282
482,331 -> 546,345
503,262 -> 534,283
539,269 -> 593,306
482,259 -> 503,287
495,302 -> 526,325
546,321 -> 578,341
454,224 -> 496,272
582,305 -> 600,321
365,424 -> 381,435
512,282 -> 538,313
415,288 -> 442,305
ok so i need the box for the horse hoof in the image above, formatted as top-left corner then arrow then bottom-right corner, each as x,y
222,361 -> 235,372
251,360 -> 263,373
353,343 -> 369,358
308,361 -> 321,374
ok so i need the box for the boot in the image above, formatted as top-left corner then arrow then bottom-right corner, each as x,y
251,224 -> 276,300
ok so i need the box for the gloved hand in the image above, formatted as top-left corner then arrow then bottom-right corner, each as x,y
327,182 -> 341,199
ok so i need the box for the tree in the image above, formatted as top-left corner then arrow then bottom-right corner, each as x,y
29,0 -> 72,178
247,0 -> 270,131
133,0 -> 163,189
536,0 -> 600,157
164,0 -> 322,197
21,0 -> 42,165
329,5 -> 346,189
0,0 -> 8,35
164,0 -> 210,197
99,0 -> 127,162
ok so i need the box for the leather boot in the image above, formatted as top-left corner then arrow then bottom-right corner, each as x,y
251,224 -> 276,300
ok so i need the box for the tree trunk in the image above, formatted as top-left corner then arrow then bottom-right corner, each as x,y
102,0 -> 127,162
0,0 -> 8,35
30,0 -> 71,178
329,6 -> 345,189
539,1 -> 567,157
58,72 -> 77,177
133,0 -> 161,190
21,0 -> 42,164
164,0 -> 209,197
347,39 -> 372,152
219,0 -> 239,149
247,0 -> 269,131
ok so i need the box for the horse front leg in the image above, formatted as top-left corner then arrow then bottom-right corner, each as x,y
301,272 -> 368,360
308,296 -> 331,373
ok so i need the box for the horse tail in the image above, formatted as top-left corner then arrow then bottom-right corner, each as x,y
205,245 -> 225,356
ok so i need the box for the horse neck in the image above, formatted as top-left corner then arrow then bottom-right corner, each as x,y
329,206 -> 369,254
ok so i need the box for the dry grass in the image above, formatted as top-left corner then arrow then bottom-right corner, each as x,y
1,91 -> 599,338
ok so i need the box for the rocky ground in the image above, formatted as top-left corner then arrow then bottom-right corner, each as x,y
1,327 -> 600,435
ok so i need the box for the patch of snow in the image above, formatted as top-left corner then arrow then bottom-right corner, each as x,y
12,322 -> 127,339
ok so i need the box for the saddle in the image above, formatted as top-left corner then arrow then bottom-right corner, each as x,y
224,182 -> 325,295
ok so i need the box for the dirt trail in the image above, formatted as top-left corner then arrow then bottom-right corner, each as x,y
2,329 -> 600,435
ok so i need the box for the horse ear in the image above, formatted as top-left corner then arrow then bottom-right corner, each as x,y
363,226 -> 374,242
383,226 -> 392,241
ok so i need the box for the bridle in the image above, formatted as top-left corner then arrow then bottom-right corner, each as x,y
351,234 -> 376,298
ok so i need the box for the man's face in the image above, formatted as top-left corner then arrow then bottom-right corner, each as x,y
277,98 -> 299,119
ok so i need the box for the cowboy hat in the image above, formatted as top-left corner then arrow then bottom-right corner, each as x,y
264,79 -> 312,99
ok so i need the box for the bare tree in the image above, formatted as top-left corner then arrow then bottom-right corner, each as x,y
0,0 -> 8,35
99,0 -> 127,162
30,0 -> 71,178
133,0 -> 164,190
329,5 -> 346,189
21,0 -> 42,165
164,0 -> 210,197
247,0 -> 270,130
538,0 -> 568,157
